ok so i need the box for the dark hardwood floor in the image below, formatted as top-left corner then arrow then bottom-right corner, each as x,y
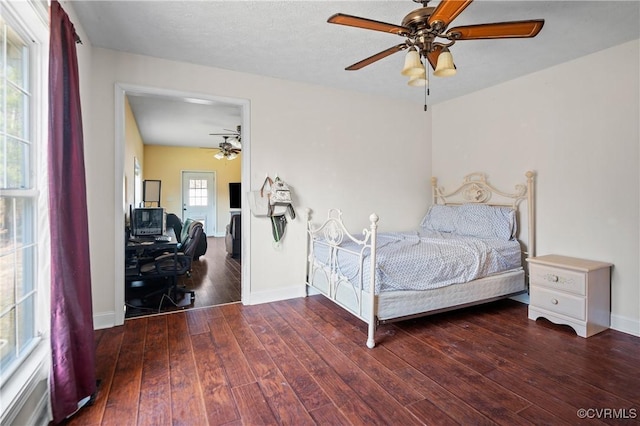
125,237 -> 241,318
69,296 -> 639,425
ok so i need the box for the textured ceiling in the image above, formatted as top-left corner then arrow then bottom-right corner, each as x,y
71,0 -> 640,147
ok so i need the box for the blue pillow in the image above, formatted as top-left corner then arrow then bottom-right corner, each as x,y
421,204 -> 516,240
420,205 -> 457,233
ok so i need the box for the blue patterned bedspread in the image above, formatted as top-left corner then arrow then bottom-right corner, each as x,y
312,230 -> 522,294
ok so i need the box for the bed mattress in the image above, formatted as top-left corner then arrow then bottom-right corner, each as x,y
312,230 -> 522,294
375,268 -> 526,321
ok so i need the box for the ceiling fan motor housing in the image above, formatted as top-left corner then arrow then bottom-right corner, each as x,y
402,7 -> 446,54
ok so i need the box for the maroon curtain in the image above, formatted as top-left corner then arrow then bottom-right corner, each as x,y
48,1 -> 96,423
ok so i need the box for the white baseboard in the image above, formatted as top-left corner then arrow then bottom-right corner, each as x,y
93,311 -> 116,330
246,284 -> 307,305
306,286 -> 320,296
611,313 -> 640,337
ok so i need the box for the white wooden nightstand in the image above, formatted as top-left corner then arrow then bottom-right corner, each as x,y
527,254 -> 612,338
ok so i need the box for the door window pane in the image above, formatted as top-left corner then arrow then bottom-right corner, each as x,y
189,179 -> 208,206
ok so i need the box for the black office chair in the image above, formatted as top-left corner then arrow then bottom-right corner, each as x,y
166,213 -> 183,243
139,221 -> 203,301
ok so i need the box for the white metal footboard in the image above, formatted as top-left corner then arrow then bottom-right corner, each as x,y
305,209 -> 379,348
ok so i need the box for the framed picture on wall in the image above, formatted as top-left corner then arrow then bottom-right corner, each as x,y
143,179 -> 161,206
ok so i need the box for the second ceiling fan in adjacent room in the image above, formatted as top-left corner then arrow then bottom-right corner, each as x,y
209,125 -> 242,160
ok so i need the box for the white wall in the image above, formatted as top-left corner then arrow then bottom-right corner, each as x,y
86,48 -> 431,326
432,40 -> 640,336
82,29 -> 639,337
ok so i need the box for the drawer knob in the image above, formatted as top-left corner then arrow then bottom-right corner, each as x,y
551,298 -> 559,305
550,275 -> 559,282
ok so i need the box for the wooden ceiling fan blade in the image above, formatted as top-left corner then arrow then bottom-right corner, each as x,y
345,44 -> 408,71
447,20 -> 544,40
428,0 -> 474,29
328,13 -> 410,36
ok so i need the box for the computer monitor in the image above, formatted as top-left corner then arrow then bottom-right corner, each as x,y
131,207 -> 166,236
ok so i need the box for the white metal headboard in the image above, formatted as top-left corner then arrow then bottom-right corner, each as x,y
431,171 -> 536,259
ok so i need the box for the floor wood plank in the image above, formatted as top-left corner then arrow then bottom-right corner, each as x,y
232,382 -> 279,425
208,313 -> 256,388
69,298 -> 640,425
137,316 -> 172,426
241,303 -> 333,412
190,332 -> 239,425
167,313 -> 208,424
100,319 -> 146,425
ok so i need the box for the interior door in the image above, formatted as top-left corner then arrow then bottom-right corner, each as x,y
182,171 -> 216,236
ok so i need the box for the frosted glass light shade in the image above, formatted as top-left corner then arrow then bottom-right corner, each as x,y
434,48 -> 456,77
214,152 -> 225,160
408,66 -> 427,87
227,152 -> 238,160
401,48 -> 423,77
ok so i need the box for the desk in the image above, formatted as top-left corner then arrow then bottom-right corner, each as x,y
125,228 -> 178,284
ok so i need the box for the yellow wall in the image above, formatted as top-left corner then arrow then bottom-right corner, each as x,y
124,97 -> 144,214
143,145 -> 241,235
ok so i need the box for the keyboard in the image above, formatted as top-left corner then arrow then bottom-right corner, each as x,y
155,235 -> 171,242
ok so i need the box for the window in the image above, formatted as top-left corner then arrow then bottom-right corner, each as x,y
188,179 -> 208,206
0,11 -> 38,380
0,2 -> 48,422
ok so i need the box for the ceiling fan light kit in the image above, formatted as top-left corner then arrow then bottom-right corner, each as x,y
328,0 -> 544,108
209,125 -> 242,160
433,47 -> 456,77
407,67 -> 428,87
401,47 -> 424,76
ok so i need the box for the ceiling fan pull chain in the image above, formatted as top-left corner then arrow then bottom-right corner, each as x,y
424,61 -> 430,112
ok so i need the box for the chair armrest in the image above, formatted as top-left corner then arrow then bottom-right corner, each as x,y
155,253 -> 177,262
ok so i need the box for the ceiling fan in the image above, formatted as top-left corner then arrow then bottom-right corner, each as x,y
211,136 -> 241,160
328,0 -> 544,86
209,125 -> 242,149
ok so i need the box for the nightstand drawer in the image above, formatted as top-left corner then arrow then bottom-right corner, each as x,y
529,264 -> 586,296
530,286 -> 585,320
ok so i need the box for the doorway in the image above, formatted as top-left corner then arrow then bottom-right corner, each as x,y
182,171 -> 216,236
114,84 -> 251,326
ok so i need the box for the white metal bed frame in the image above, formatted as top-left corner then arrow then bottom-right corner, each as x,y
305,171 -> 536,348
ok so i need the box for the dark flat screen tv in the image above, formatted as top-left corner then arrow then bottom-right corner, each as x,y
229,182 -> 241,209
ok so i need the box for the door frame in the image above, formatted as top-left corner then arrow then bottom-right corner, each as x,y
181,170 -> 216,236
114,83 -> 251,326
